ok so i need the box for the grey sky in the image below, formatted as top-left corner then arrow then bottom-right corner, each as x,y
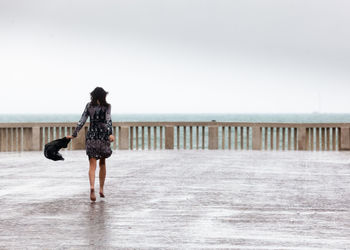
1,0 -> 349,114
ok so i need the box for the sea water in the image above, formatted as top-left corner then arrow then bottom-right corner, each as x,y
1,113 -> 350,123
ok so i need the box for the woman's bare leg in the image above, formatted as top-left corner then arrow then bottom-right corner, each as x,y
89,157 -> 97,189
99,158 -> 106,195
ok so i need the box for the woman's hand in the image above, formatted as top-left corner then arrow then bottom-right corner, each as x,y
66,135 -> 74,139
109,135 -> 115,142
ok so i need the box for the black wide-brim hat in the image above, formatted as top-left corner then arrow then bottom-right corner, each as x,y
44,137 -> 71,161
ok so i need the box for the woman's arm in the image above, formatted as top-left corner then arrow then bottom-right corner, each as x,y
106,104 -> 113,136
71,103 -> 89,138
106,104 -> 115,142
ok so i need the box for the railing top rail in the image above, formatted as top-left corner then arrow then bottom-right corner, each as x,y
1,121 -> 350,128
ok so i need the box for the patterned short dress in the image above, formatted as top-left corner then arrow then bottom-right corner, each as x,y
72,102 -> 113,160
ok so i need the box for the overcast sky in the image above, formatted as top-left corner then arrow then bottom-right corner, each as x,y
0,0 -> 349,114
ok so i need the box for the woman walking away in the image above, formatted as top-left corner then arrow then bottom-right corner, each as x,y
67,87 -> 115,201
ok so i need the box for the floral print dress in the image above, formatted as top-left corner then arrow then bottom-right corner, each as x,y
72,102 -> 113,159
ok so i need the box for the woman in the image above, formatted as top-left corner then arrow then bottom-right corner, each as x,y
67,87 -> 115,201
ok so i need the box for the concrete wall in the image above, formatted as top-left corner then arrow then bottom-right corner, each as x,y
1,122 -> 350,152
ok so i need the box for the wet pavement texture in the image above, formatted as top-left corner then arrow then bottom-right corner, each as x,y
0,150 -> 349,249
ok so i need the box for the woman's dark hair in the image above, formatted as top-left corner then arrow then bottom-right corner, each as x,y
90,87 -> 110,107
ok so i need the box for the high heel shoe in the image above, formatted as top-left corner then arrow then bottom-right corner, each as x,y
90,188 -> 96,201
99,192 -> 105,198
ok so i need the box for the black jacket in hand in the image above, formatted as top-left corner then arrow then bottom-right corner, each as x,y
44,137 -> 71,161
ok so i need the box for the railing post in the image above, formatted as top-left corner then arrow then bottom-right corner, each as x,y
119,126 -> 129,150
297,127 -> 307,150
165,126 -> 174,149
32,126 -> 41,151
252,127 -> 262,150
72,127 -> 86,150
0,128 -> 6,152
23,126 -> 41,151
339,127 -> 350,151
208,126 -> 218,150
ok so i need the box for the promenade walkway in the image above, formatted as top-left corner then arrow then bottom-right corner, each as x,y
0,150 -> 349,249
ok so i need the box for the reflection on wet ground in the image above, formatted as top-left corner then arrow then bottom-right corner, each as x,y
0,150 -> 349,248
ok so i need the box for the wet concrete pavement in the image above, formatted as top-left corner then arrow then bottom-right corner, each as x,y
0,150 -> 349,249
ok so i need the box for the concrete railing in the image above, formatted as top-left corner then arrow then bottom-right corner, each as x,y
1,122 -> 350,152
